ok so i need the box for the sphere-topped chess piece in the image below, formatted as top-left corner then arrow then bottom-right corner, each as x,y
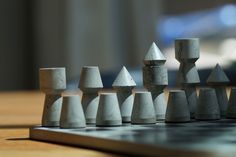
195,88 -> 220,120
39,67 -> 66,126
131,91 -> 156,124
143,42 -> 168,120
227,87 -> 236,118
79,66 -> 103,124
207,63 -> 229,117
165,90 -> 190,123
60,95 -> 86,128
96,93 -> 122,126
175,38 -> 200,118
112,66 -> 136,123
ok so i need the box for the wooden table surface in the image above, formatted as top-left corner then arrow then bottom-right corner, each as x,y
0,91 -> 122,157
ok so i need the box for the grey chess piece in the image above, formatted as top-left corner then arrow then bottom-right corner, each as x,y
60,95 -> 86,128
96,93 -> 122,126
195,88 -> 220,120
112,66 -> 136,123
39,67 -> 66,127
165,90 -> 190,123
175,38 -> 200,118
227,87 -> 236,118
143,42 -> 168,120
207,63 -> 229,117
79,66 -> 103,124
131,91 -> 156,124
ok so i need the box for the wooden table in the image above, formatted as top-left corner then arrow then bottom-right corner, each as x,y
0,91 -> 121,157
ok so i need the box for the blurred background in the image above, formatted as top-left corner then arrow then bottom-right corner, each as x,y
1,0 -> 236,90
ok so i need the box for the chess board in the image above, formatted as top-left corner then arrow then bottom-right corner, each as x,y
30,119 -> 236,157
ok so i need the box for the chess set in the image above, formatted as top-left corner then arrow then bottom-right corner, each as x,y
30,38 -> 236,157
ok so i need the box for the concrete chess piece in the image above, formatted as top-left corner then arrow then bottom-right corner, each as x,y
79,66 -> 103,124
175,38 -> 200,118
207,63 -> 229,117
227,87 -> 236,118
143,42 -> 168,120
60,95 -> 86,128
96,93 -> 122,126
112,66 -> 136,123
39,67 -> 66,127
165,90 -> 190,123
195,88 -> 220,120
143,42 -> 166,66
131,91 -> 156,124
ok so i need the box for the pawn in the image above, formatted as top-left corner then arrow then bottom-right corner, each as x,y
131,91 -> 156,124
60,95 -> 86,128
207,64 -> 229,117
227,87 -> 236,118
165,90 -> 190,123
39,67 -> 66,127
195,88 -> 220,120
79,66 -> 103,124
96,93 -> 122,126
112,66 -> 136,123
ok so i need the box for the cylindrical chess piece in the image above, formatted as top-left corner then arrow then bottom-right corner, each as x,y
165,90 -> 190,123
60,95 -> 86,128
227,87 -> 236,118
79,66 -> 103,124
131,91 -> 156,124
143,66 -> 168,88
112,66 -> 136,123
175,38 -> 200,119
39,67 -> 66,127
175,38 -> 199,62
96,93 -> 122,126
195,88 -> 220,120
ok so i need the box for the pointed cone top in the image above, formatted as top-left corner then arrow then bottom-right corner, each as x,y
207,64 -> 230,84
112,66 -> 136,87
143,42 -> 166,65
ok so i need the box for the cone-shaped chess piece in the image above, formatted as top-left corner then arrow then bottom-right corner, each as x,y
165,90 -> 190,123
131,91 -> 156,124
79,66 -> 103,124
39,67 -> 66,127
227,87 -> 236,118
112,66 -> 136,123
175,38 -> 200,118
207,64 -> 229,117
195,88 -> 220,120
143,42 -> 166,66
96,93 -> 122,126
60,95 -> 86,128
143,42 -> 168,120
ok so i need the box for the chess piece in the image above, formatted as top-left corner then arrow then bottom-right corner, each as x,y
207,64 -> 229,117
143,42 -> 168,120
131,91 -> 156,124
227,87 -> 236,118
175,38 -> 200,118
165,90 -> 190,123
112,66 -> 136,123
60,95 -> 86,128
195,88 -> 220,120
39,67 -> 66,127
96,93 -> 122,126
79,66 -> 103,124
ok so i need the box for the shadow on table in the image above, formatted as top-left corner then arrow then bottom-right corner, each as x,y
0,124 -> 35,129
7,137 -> 29,141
